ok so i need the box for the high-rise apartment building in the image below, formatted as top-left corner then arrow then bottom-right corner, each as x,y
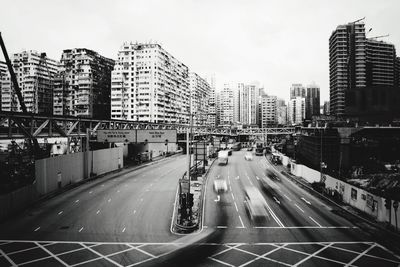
290,83 -> 306,99
56,48 -> 114,119
260,95 -> 277,127
323,101 -> 330,115
189,72 -> 211,126
206,74 -> 217,127
277,98 -> 288,126
111,42 -> 189,124
0,61 -> 7,110
395,57 -> 400,88
1,51 -> 58,114
218,84 -> 235,126
306,82 -> 320,119
329,20 -> 398,117
288,97 -> 305,125
239,84 -> 258,125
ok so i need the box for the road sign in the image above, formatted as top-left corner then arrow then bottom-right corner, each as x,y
137,129 -> 177,143
97,130 -> 136,143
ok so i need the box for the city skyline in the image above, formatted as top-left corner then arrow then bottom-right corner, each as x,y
1,0 -> 400,103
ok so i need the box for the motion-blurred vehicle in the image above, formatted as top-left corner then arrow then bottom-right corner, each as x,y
266,168 -> 280,181
244,152 -> 253,161
227,149 -> 232,156
243,186 -> 269,222
214,178 -> 228,193
218,150 -> 229,165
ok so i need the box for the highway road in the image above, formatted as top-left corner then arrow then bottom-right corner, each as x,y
0,151 -> 399,266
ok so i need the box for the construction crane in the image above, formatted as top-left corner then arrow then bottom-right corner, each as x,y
350,17 -> 365,24
369,34 -> 390,40
0,32 -> 27,113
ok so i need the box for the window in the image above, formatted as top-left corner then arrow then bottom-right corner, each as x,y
351,188 -> 357,200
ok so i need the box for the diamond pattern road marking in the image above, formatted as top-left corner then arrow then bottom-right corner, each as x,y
0,240 -> 398,266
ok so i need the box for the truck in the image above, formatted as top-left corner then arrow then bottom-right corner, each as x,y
218,150 -> 229,165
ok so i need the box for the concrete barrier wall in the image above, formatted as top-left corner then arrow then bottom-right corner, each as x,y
288,159 -> 400,229
36,147 -> 123,196
0,184 -> 37,222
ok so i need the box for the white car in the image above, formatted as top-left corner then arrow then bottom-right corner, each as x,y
244,152 -> 253,161
214,178 -> 228,193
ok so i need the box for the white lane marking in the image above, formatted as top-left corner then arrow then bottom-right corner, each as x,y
264,202 -> 285,227
58,211 -> 63,215
89,191 -> 93,194
284,194 -> 292,201
34,227 -> 40,232
216,226 -> 227,228
133,210 -> 136,214
122,227 -> 126,233
35,242 -> 69,266
75,199 -> 79,203
238,215 -> 245,228
273,196 -> 281,205
255,176 -> 260,180
231,192 -> 235,200
246,174 -> 254,185
253,226 -> 354,229
293,243 -> 333,266
78,227 -> 84,232
203,225 -> 208,228
301,197 -> 311,205
96,210 -> 100,215
214,195 -> 220,202
309,216 -> 323,227
0,248 -> 17,266
295,203 -> 305,213
108,198 -> 111,202
234,202 -> 239,212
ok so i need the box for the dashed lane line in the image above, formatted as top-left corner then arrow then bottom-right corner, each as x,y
284,194 -> 292,201
96,210 -> 100,215
58,211 -> 63,215
234,202 -> 239,212
78,227 -> 84,232
309,216 -> 323,227
294,203 -> 305,213
122,227 -> 126,233
238,215 -> 245,228
34,227 -> 40,232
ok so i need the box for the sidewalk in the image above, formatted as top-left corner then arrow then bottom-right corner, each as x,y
268,156 -> 400,255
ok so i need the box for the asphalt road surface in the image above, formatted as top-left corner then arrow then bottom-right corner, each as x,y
0,151 -> 399,266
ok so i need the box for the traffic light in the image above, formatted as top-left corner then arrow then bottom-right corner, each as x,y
385,198 -> 391,209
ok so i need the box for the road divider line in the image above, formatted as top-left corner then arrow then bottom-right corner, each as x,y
264,202 -> 285,227
89,191 -> 92,194
0,248 -> 17,266
108,198 -> 111,202
216,226 -> 227,228
231,193 -> 235,200
75,199 -> 79,203
234,202 -> 239,212
122,227 -> 126,233
309,216 -> 323,228
58,211 -> 63,215
273,197 -> 281,205
96,210 -> 100,215
255,176 -> 260,180
295,203 -> 305,213
133,210 -> 136,214
34,227 -> 40,232
78,227 -> 84,232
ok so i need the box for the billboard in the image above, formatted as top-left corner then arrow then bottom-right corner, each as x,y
97,130 -> 136,143
136,129 -> 177,143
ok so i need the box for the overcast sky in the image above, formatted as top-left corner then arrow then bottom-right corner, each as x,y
1,0 -> 399,102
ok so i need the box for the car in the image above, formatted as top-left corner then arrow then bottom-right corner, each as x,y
244,152 -> 253,161
227,149 -> 232,156
247,147 -> 253,151
214,178 -> 228,193
243,186 -> 269,223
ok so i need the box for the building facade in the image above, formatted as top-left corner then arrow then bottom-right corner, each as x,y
1,51 -> 58,114
329,20 -> 398,119
57,48 -> 115,119
0,61 -> 7,110
290,83 -> 306,99
218,84 -> 235,126
206,74 -> 217,127
111,42 -> 190,124
239,84 -> 258,125
288,97 -> 305,125
189,72 -> 211,126
306,82 -> 320,119
260,95 -> 277,127
277,98 -> 288,126
323,101 -> 330,115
